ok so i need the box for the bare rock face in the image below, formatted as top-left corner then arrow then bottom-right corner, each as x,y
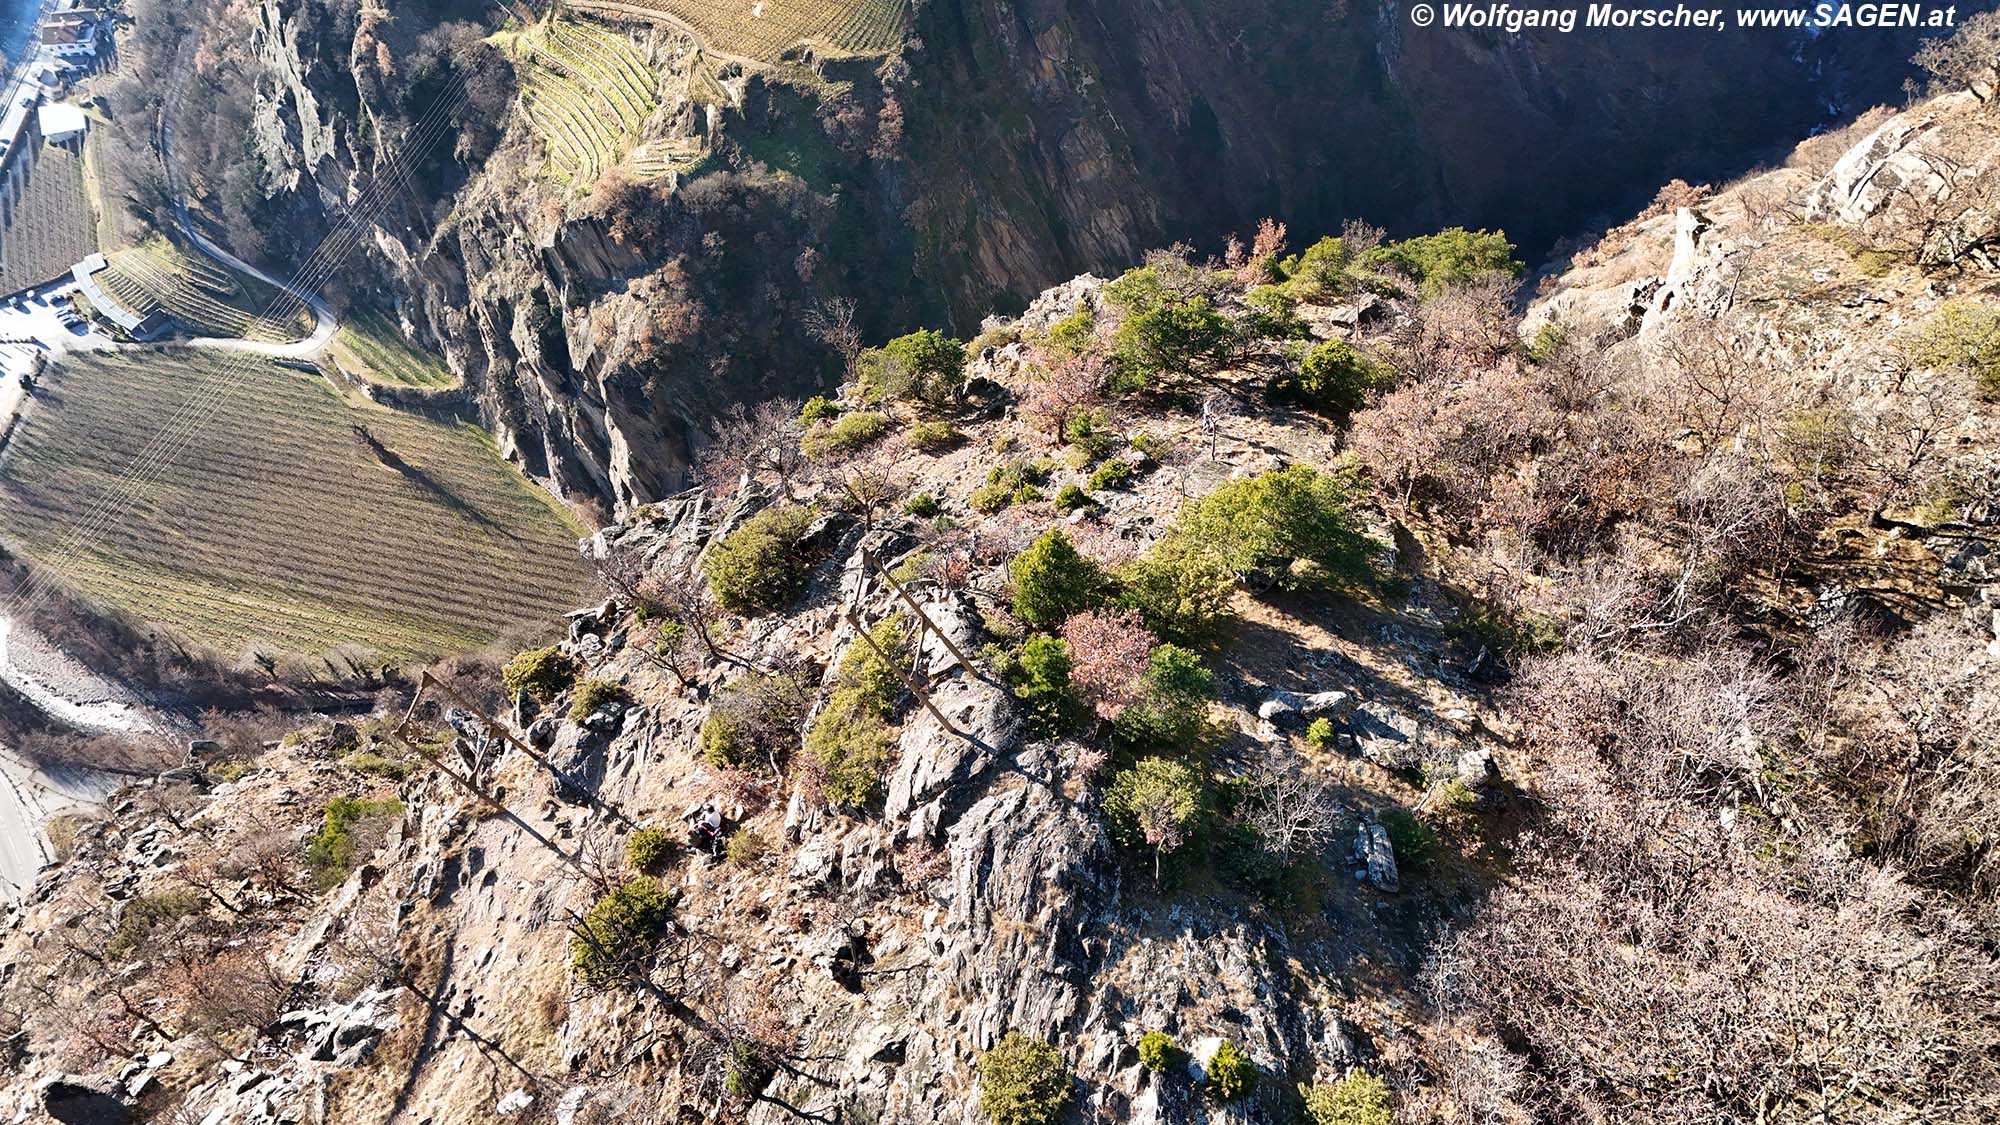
1256,689 -> 1355,726
1802,92 -> 1984,225
247,0 -> 339,193
1635,207 -> 1737,345
762,702 -> 1364,1125
883,673 -> 1019,828
1348,702 -> 1423,771
933,744 -> 1114,1050
882,593 -> 1024,831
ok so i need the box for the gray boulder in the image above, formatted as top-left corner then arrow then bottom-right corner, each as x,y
1356,822 -> 1399,892
1348,702 -> 1423,770
1456,745 -> 1500,790
1256,689 -> 1355,726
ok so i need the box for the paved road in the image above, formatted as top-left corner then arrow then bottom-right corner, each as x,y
0,742 -> 117,899
155,110 -> 340,359
162,163 -> 338,358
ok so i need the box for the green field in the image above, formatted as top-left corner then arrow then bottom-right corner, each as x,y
332,312 -> 458,388
571,0 -> 910,64
0,353 -> 593,661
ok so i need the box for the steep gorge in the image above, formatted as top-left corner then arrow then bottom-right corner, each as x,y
174,0 -> 1976,512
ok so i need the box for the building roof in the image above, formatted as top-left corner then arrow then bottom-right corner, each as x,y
39,15 -> 98,46
37,103 -> 85,138
0,92 -> 41,153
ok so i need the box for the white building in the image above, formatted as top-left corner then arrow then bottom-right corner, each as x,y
38,17 -> 100,60
36,103 -> 84,147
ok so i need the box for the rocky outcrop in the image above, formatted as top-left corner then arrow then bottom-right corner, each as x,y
39,1076 -> 132,1125
1803,92 -> 1986,224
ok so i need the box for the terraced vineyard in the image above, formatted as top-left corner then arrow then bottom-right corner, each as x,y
0,147 -> 95,296
332,312 -> 458,388
512,16 -> 665,185
627,137 -> 708,179
571,0 -> 909,63
95,238 -> 310,341
0,353 -> 592,661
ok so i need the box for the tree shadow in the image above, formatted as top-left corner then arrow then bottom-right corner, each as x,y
349,424 -> 508,536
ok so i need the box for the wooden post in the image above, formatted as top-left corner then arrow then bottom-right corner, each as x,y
845,607 -> 966,741
421,671 -> 636,830
386,723 -> 596,882
860,549 -> 985,681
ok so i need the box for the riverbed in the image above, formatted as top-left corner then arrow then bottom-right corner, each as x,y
0,616 -> 143,899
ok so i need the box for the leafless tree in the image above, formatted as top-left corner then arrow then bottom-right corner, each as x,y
156,933 -> 291,1062
802,297 -> 863,373
1426,854 -> 1999,1124
223,828 -> 309,900
1431,634 -> 2000,1123
1019,347 -> 1110,444
1529,321 -> 1615,413
1238,748 -> 1341,863
1381,275 -> 1519,385
1914,10 -> 2000,101
1340,218 -> 1387,258
650,564 -> 749,669
1656,449 -> 1793,622
819,438 -> 906,532
1859,144 -> 2000,271
700,399 -> 806,500
1842,620 -> 2000,899
594,536 -> 665,613
1853,366 -> 1969,524
1653,317 -> 1777,447
709,661 -> 815,776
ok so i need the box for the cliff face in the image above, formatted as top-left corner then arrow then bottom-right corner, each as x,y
204,1 -> 1971,510
892,0 -> 1956,321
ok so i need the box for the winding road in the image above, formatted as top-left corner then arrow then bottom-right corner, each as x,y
153,118 -> 340,358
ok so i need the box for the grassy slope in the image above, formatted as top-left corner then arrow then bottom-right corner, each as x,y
0,352 -> 592,661
331,312 -> 459,388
